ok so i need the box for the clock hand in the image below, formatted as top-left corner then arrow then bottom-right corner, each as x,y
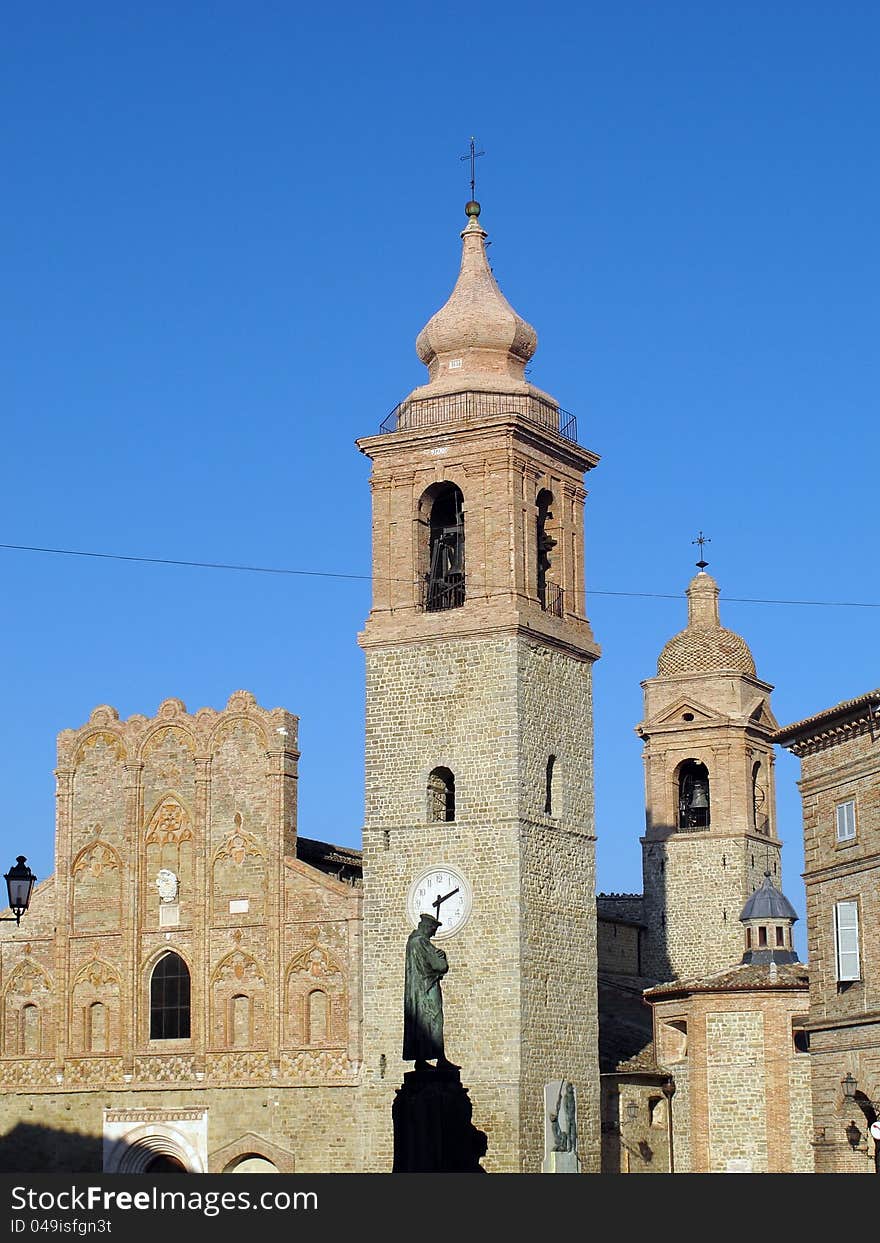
432,887 -> 460,920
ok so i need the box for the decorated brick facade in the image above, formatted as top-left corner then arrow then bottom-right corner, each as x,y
0,692 -> 363,1173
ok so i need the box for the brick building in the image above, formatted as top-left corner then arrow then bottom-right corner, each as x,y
775,689 -> 880,1173
0,693 -> 363,1173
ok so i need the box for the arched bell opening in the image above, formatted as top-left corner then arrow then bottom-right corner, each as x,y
676,760 -> 710,830
536,489 -> 562,616
420,483 -> 465,612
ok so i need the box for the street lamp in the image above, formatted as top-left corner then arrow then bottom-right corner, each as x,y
3,856 -> 36,925
625,1100 -> 639,1123
842,1073 -> 858,1104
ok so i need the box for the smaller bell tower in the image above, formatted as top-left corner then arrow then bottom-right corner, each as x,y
638,568 -> 782,981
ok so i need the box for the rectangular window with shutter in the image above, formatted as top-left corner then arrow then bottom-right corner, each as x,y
834,900 -> 861,981
835,800 -> 856,842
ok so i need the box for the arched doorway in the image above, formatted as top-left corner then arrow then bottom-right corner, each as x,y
144,1153 -> 187,1174
224,1154 -> 279,1174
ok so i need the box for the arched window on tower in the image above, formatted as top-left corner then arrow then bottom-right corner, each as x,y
427,767 -> 456,823
677,760 -> 710,830
544,755 -> 556,815
149,952 -> 191,1040
751,762 -> 768,834
422,484 -> 465,612
536,490 -> 562,616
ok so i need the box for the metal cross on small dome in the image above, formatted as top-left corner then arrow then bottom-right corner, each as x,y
460,136 -> 485,204
692,531 -> 711,570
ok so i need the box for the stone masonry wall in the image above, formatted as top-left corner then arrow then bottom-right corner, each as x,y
360,634 -> 598,1173
0,1086 -> 362,1173
705,1009 -> 767,1172
642,835 -> 778,982
597,919 -> 641,976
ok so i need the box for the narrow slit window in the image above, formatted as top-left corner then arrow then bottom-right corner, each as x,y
544,755 -> 556,815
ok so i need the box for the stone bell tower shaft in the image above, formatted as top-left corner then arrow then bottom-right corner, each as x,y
639,571 -> 783,982
357,199 -> 601,1172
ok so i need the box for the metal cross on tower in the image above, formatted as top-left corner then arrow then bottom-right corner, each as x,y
692,530 -> 711,570
460,136 -> 485,201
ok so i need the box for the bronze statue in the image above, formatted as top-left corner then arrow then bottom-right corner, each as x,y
550,1079 -> 577,1153
403,913 -> 456,1069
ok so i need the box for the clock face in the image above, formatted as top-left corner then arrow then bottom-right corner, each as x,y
406,866 -> 472,940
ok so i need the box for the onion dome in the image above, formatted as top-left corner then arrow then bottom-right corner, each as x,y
740,872 -> 799,966
657,572 -> 756,677
413,202 -> 539,396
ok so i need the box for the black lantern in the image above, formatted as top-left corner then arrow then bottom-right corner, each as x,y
842,1073 -> 858,1103
625,1100 -> 639,1123
845,1119 -> 862,1150
3,856 -> 36,925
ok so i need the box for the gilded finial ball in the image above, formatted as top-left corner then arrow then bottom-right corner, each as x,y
465,200 -> 481,219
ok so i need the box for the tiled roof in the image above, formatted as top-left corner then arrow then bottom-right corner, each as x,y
645,960 -> 808,999
296,836 -> 363,880
774,688 -> 880,745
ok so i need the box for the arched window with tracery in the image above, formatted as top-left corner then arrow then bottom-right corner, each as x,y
421,484 -> 465,611
149,952 -> 191,1040
428,767 -> 456,823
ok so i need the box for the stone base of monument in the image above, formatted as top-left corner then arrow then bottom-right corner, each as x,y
542,1150 -> 579,1173
392,1067 -> 487,1173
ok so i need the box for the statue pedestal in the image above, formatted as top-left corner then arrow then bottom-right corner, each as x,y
542,1150 -> 579,1173
392,1068 -> 487,1173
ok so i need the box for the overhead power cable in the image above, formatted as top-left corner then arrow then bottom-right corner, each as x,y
0,542 -> 878,609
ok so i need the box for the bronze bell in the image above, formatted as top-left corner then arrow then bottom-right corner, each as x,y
689,778 -> 709,809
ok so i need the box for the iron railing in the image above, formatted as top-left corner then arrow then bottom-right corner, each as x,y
422,575 -> 466,613
380,391 -> 578,443
539,582 -> 565,618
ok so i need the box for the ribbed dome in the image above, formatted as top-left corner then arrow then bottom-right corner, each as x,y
414,202 -> 538,395
657,572 -> 756,677
740,874 -> 799,924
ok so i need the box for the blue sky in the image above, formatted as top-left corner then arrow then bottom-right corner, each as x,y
3,3 -> 878,959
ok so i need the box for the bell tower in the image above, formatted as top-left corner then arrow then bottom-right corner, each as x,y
639,568 -> 782,982
357,199 -> 601,1172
